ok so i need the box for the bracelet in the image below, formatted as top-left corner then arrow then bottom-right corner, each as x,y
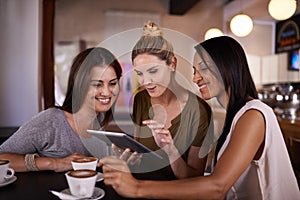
25,153 -> 40,171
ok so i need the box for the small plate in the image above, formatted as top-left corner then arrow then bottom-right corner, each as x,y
0,176 -> 17,187
97,172 -> 103,182
61,187 -> 105,200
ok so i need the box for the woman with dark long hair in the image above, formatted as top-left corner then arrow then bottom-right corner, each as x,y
0,47 -> 122,172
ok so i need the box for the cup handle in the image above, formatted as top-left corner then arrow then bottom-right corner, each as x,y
5,168 -> 14,179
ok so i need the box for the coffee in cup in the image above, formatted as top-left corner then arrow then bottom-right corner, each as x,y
71,157 -> 98,170
65,169 -> 98,198
0,160 -> 14,183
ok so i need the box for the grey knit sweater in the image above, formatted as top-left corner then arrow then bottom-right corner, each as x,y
0,108 -> 108,158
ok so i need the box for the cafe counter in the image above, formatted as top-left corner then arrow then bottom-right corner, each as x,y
277,118 -> 300,148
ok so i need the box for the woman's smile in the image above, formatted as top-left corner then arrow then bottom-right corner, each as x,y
145,85 -> 157,93
198,82 -> 208,92
95,97 -> 111,105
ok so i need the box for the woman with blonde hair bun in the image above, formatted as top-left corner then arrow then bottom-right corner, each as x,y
115,21 -> 213,180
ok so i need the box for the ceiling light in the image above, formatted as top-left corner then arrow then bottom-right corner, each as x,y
204,28 -> 224,40
268,0 -> 297,21
230,14 -> 253,37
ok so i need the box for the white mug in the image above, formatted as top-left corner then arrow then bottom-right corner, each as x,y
0,160 -> 14,183
65,169 -> 97,198
71,157 -> 98,170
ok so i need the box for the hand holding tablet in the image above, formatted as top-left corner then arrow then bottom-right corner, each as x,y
86,130 -> 163,159
111,144 -> 142,166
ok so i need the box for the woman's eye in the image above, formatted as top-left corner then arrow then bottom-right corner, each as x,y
198,65 -> 208,72
135,71 -> 142,76
109,81 -> 118,86
91,83 -> 102,88
148,69 -> 158,74
200,67 -> 208,71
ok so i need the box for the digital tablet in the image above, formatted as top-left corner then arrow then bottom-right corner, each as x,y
86,129 -> 163,159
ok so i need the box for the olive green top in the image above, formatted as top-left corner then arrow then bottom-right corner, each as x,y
132,89 -> 213,179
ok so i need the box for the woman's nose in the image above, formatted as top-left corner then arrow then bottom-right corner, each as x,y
99,85 -> 111,96
142,75 -> 153,85
192,74 -> 197,84
193,72 -> 203,84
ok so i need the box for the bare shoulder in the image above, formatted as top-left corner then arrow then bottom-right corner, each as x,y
233,108 -> 265,141
238,108 -> 265,126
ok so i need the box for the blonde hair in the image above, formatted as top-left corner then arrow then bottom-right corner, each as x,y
131,21 -> 174,65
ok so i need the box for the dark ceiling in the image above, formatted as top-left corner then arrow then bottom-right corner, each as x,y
169,0 -> 201,15
169,0 -> 235,15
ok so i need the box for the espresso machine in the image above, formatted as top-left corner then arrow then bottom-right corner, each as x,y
257,82 -> 300,122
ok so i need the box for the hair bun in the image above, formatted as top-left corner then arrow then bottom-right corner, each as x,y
143,21 -> 162,37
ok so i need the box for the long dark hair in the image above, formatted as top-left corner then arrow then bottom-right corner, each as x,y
59,47 -> 122,127
195,36 -> 258,163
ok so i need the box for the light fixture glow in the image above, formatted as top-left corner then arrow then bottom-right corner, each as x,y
204,28 -> 224,40
268,0 -> 297,21
230,14 -> 253,37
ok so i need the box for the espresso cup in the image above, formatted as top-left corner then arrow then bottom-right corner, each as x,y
71,157 -> 98,170
65,169 -> 98,198
0,160 -> 14,183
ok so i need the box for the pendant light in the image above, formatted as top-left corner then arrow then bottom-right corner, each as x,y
229,0 -> 253,37
204,28 -> 224,40
230,14 -> 253,37
268,0 -> 297,21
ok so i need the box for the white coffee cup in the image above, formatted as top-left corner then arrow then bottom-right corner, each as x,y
71,157 -> 98,170
0,160 -> 14,183
65,169 -> 98,198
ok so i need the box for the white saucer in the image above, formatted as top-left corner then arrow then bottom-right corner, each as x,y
0,176 -> 17,187
97,172 -> 103,182
61,187 -> 105,200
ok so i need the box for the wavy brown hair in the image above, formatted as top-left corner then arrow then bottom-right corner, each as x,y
59,47 -> 122,127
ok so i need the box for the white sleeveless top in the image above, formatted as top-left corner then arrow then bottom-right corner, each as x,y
217,100 -> 299,200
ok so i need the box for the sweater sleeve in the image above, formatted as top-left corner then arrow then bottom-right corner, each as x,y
0,108 -> 88,158
0,109 -> 56,154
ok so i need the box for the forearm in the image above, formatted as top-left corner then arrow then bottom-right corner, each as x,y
0,153 -> 58,172
137,176 -> 225,200
0,153 -> 28,172
167,147 -> 203,178
170,157 -> 202,178
35,157 -> 56,171
101,156 -> 226,199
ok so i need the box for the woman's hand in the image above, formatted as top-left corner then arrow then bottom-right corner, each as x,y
143,119 -> 176,155
101,156 -> 140,198
42,153 -> 87,172
111,144 -> 142,166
